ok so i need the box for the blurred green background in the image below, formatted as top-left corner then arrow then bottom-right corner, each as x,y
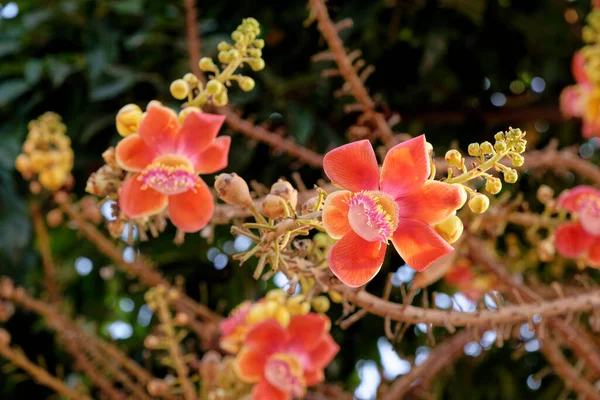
0,0 -> 598,398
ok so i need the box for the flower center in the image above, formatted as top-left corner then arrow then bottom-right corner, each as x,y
138,155 -> 197,195
264,353 -> 305,397
579,196 -> 600,236
346,190 -> 399,243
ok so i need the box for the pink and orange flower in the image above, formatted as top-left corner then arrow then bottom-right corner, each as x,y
321,136 -> 465,287
444,258 -> 496,301
114,103 -> 230,232
560,51 -> 600,138
554,185 -> 600,267
234,313 -> 339,400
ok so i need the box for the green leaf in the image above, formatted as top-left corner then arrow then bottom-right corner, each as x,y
0,80 -> 29,107
90,75 -> 135,101
0,40 -> 20,58
109,0 -> 144,15
24,59 -> 43,85
46,57 -> 73,88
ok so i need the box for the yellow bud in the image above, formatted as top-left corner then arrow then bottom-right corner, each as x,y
15,154 -> 31,175
445,149 -> 462,168
468,194 -> 490,214
274,306 -> 291,326
270,179 -> 298,209
511,154 -> 524,167
183,73 -> 199,87
228,49 -> 241,60
248,58 -> 265,71
217,41 -> 230,51
455,184 -> 467,209
231,31 -> 244,42
514,140 -> 527,153
537,185 -> 554,203
39,168 -> 67,191
485,177 -> 502,194
116,104 -> 143,137
504,168 -> 518,184
213,90 -> 228,107
328,290 -> 343,304
261,194 -> 286,219
287,296 -> 310,315
434,215 -> 464,244
248,48 -> 262,58
206,80 -> 223,95
494,132 -> 505,141
480,141 -> 494,155
214,173 -> 253,207
239,77 -> 255,92
494,140 -> 507,152
254,39 -> 265,49
247,304 -> 269,325
538,239 -> 555,262
425,142 -> 433,155
265,289 -> 287,303
178,107 -> 202,124
310,296 -> 330,313
218,51 -> 230,64
467,143 -> 481,156
170,79 -> 189,100
199,57 -> 216,71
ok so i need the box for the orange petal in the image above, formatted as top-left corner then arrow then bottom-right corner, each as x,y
236,348 -> 268,383
304,370 -> 325,386
118,174 -> 168,218
245,319 -> 288,349
115,134 -> 156,172
287,314 -> 328,351
557,186 -> 600,213
323,140 -> 379,192
322,190 -> 352,239
139,103 -> 179,152
391,218 -> 453,272
252,379 -> 290,400
168,178 -> 214,233
587,238 -> 600,267
380,135 -> 430,199
307,335 -> 339,370
328,231 -> 387,287
396,181 -> 463,226
192,136 -> 231,174
554,222 -> 594,258
176,111 -> 226,158
572,52 -> 589,84
583,120 -> 600,138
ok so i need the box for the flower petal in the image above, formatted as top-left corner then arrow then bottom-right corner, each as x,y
583,120 -> 600,138
236,348 -> 269,383
307,335 -> 339,370
119,174 -> 168,218
245,320 -> 288,350
138,103 -> 179,152
328,231 -> 387,287
322,190 -> 352,239
380,135 -> 430,199
391,218 -> 454,272
554,222 -> 595,258
396,181 -> 463,226
176,111 -> 226,158
168,178 -> 214,233
304,370 -> 325,386
252,379 -> 290,400
191,136 -> 231,174
287,314 -> 329,352
587,238 -> 600,267
323,140 -> 379,192
572,51 -> 589,84
115,134 -> 156,172
560,85 -> 587,118
557,186 -> 600,213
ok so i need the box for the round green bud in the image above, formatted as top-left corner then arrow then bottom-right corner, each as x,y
218,51 -> 230,64
468,194 -> 490,214
248,48 -> 262,58
217,41 -> 230,51
206,80 -> 224,95
248,58 -> 265,71
511,154 -> 524,167
232,31 -> 244,42
239,77 -> 255,92
485,177 -> 502,195
245,32 -> 257,42
504,168 -> 518,184
183,73 -> 198,87
245,18 -> 259,27
480,141 -> 494,155
228,49 -> 241,60
494,132 -> 505,141
254,39 -> 265,49
494,140 -> 507,152
468,143 -> 481,156
198,57 -> 215,71
514,140 -> 527,153
169,79 -> 189,100
213,90 -> 228,107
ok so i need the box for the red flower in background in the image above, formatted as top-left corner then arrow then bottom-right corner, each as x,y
235,313 -> 339,400
321,136 -> 464,287
554,186 -> 600,267
115,103 -> 230,232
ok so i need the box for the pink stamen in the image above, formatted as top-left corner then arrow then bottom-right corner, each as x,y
264,354 -> 305,397
346,191 -> 399,243
579,194 -> 600,236
138,156 -> 197,195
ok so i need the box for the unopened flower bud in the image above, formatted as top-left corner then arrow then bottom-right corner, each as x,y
206,80 -> 223,95
231,31 -> 244,42
511,154 -> 524,167
485,177 -> 502,194
178,107 -> 201,124
261,194 -> 286,219
434,215 -> 464,244
39,168 -> 67,191
239,77 -> 255,92
217,41 -> 230,51
494,140 -> 507,152
116,104 -> 143,137
248,58 -> 265,71
445,150 -> 462,168
15,154 -> 31,175
46,209 -> 63,227
468,194 -> 490,214
494,132 -> 505,141
218,51 -> 230,64
248,48 -> 262,58
425,142 -> 433,155
480,141 -> 494,155
183,72 -> 199,86
538,239 -> 555,262
270,179 -> 298,209
287,296 -> 310,315
301,196 -> 321,215
144,335 -> 160,349
199,57 -> 216,71
213,90 -> 228,107
504,168 -> 518,184
147,379 -> 169,396
215,173 -> 252,207
228,49 -> 241,60
455,184 -> 468,209
274,306 -> 291,326
174,312 -> 189,326
170,79 -> 189,100
514,140 -> 527,153
254,39 -> 265,49
468,143 -> 481,156
537,185 -> 554,204
328,290 -> 343,304
265,289 -> 287,303
0,328 -> 11,346
310,296 -> 330,313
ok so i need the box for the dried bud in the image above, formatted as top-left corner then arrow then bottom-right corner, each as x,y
301,196 -> 321,215
0,328 -> 11,346
261,194 -> 286,219
29,181 -> 42,194
468,194 -> 490,214
46,209 -> 63,227
537,185 -> 554,204
170,79 -> 189,100
147,379 -> 169,396
102,147 -> 117,167
108,219 -> 125,238
214,173 -> 252,207
485,177 -> 502,195
270,179 -> 298,209
434,215 -> 464,244
445,150 -> 462,168
310,296 -> 331,313
144,335 -> 160,349
116,104 -> 143,137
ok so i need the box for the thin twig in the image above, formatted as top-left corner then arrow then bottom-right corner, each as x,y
30,202 -> 61,304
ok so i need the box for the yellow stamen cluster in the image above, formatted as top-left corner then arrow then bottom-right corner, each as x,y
15,112 -> 73,192
170,18 -> 265,116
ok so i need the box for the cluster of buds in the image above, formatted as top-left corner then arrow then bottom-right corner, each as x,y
219,289 -> 328,354
85,147 -> 125,199
444,127 -> 527,215
171,18 -> 264,111
582,9 -> 600,85
15,112 -> 74,193
261,179 -> 299,219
